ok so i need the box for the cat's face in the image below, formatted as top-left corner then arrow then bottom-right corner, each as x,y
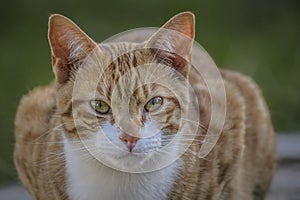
49,13 -> 197,172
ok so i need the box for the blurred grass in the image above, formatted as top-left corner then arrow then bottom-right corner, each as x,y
0,0 -> 299,185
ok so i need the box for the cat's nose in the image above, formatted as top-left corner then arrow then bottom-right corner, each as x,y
119,133 -> 140,152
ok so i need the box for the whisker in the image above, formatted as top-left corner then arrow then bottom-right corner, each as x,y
28,123 -> 66,144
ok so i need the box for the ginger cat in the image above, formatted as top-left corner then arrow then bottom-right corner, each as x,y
14,12 -> 276,200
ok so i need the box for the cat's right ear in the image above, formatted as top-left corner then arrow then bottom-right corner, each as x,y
48,14 -> 97,84
146,12 -> 195,77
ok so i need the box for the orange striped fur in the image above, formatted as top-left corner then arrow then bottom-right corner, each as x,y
14,12 -> 276,199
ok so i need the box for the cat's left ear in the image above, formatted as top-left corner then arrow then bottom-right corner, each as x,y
146,12 -> 195,77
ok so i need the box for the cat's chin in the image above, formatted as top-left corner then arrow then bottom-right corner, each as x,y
91,146 -> 179,173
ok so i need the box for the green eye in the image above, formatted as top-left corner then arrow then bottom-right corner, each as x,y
144,96 -> 163,112
90,100 -> 110,114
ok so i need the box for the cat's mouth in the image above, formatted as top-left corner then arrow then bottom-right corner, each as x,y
93,120 -> 175,153
108,132 -> 165,154
70,118 -> 183,173
128,135 -> 162,153
72,122 -> 184,173
89,135 -> 178,173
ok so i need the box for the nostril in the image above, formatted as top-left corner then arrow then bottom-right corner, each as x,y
122,137 -> 128,143
119,133 -> 140,152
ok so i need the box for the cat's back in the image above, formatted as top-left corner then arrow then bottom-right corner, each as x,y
14,83 -> 56,187
221,69 -> 276,198
14,83 -> 67,199
14,83 -> 56,143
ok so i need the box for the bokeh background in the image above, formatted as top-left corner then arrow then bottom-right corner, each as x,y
0,0 -> 299,185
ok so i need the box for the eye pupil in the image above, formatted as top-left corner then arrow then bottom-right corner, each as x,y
91,100 -> 110,114
153,97 -> 161,104
145,96 -> 163,112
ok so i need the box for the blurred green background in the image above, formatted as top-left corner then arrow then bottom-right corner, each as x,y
0,0 -> 299,185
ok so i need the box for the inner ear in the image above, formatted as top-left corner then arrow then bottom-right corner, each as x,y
48,14 -> 97,83
146,12 -> 195,60
154,49 -> 190,77
146,12 -> 195,77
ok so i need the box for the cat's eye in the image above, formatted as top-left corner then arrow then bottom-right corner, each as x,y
144,96 -> 163,112
90,100 -> 110,114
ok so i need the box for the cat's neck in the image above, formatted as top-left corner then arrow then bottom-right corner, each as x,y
63,135 -> 180,200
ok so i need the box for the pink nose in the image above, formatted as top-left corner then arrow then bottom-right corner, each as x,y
119,133 -> 140,152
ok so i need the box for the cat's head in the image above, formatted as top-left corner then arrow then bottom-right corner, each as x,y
48,12 -> 198,172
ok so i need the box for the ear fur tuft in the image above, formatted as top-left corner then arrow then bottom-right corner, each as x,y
48,14 -> 97,83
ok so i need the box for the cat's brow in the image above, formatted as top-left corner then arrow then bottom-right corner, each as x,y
72,99 -> 86,109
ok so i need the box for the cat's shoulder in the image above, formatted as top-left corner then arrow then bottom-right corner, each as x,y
220,69 -> 262,97
220,68 -> 272,130
15,82 -> 56,139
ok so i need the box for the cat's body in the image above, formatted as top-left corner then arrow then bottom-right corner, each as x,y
14,12 -> 276,200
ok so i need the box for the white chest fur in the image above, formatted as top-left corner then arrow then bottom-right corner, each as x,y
64,138 -> 179,200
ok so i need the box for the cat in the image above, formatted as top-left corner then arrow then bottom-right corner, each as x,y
14,12 -> 276,200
